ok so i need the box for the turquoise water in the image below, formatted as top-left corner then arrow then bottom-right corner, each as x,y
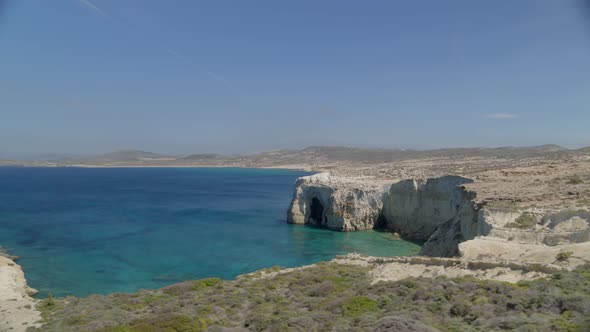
0,167 -> 420,297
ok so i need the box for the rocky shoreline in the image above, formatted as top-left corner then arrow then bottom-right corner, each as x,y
0,252 -> 41,332
2,148 -> 590,330
287,169 -> 590,269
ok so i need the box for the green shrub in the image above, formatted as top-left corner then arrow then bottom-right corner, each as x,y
556,251 -> 574,262
45,293 -> 56,306
162,282 -> 193,296
64,314 -> 86,326
112,315 -> 211,332
192,278 -> 222,290
342,296 -> 379,318
111,327 -> 134,332
486,200 -> 520,212
506,213 -> 536,229
566,176 -> 584,185
39,292 -> 58,315
267,265 -> 282,272
550,311 -> 582,332
472,295 -> 489,305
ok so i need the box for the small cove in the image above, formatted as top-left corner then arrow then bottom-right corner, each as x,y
0,167 -> 421,297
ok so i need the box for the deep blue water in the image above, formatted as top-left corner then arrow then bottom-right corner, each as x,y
0,167 -> 420,297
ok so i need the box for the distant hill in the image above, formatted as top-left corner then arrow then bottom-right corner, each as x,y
283,145 -> 570,163
180,153 -> 225,161
78,150 -> 174,163
0,144 -> 583,167
101,150 -> 171,160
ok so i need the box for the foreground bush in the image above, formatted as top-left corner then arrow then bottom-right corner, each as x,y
35,263 -> 590,331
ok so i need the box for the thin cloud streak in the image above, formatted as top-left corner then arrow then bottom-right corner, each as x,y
77,3 -> 237,94
483,113 -> 517,119
166,49 -> 182,58
166,48 -> 237,92
204,70 -> 234,89
78,0 -> 110,18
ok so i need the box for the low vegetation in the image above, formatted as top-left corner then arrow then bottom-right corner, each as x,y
35,262 -> 590,332
485,200 -> 520,212
506,212 -> 537,229
556,251 -> 574,262
566,176 -> 584,185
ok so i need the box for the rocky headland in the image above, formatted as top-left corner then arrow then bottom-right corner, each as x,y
287,157 -> 590,269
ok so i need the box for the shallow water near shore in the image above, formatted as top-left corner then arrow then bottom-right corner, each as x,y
0,167 -> 421,297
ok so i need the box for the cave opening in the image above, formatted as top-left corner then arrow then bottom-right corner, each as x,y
309,197 -> 325,226
373,213 -> 388,231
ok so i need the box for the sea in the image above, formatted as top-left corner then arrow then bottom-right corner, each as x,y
0,167 -> 420,297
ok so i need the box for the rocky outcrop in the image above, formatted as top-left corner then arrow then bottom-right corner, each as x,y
287,173 -> 590,259
456,207 -> 590,268
0,254 -> 41,332
380,176 -> 476,239
379,176 -> 483,257
287,174 -> 484,255
287,173 -> 388,231
0,255 -> 38,299
459,236 -> 590,266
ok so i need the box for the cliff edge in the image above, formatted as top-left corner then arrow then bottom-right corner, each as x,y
287,161 -> 590,266
0,254 -> 41,332
287,173 -> 482,256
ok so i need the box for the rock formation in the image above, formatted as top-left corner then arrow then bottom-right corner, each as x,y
0,254 -> 41,332
380,176 -> 475,239
287,172 -> 590,260
287,173 -> 389,231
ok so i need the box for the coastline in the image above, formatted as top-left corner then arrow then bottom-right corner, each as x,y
2,148 -> 589,330
0,164 -> 316,173
0,251 -> 41,332
26,252 -> 588,331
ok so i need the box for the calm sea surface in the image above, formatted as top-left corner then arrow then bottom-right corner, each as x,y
0,167 -> 420,297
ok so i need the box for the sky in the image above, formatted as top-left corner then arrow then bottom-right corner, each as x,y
1,0 -> 590,156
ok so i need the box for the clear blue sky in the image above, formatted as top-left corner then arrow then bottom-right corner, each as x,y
1,1 -> 589,155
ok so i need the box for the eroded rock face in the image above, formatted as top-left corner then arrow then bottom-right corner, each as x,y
287,172 -> 590,258
287,174 -> 483,254
380,176 -> 475,240
287,173 -> 387,231
419,201 -> 481,257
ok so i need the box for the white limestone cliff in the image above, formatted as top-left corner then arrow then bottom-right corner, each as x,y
287,173 -> 483,255
380,176 -> 476,239
287,173 -> 388,231
287,173 -> 590,260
